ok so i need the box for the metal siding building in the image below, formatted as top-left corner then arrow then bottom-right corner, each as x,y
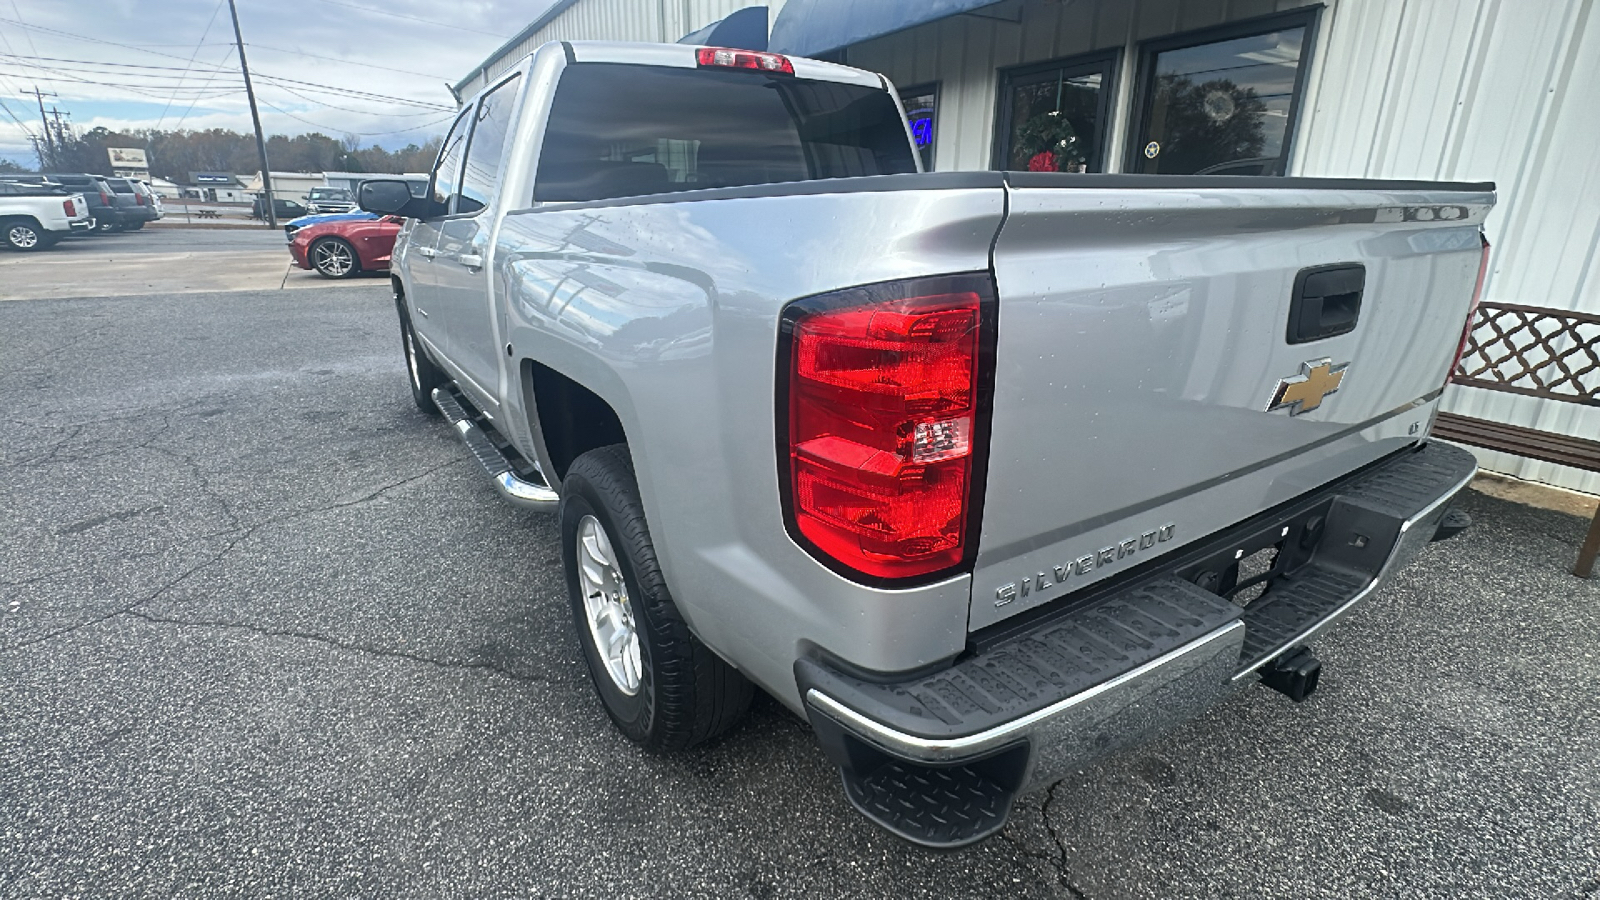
459,0 -> 1599,495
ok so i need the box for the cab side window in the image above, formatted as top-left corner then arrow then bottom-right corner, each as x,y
431,107 -> 473,213
457,75 -> 520,215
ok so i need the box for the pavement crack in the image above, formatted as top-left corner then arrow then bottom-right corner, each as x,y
1040,780 -> 1091,900
122,610 -> 546,683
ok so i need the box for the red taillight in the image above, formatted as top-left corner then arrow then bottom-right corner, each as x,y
63,199 -> 74,216
100,191 -> 110,205
696,47 -> 794,74
135,193 -> 146,205
1447,232 -> 1492,383
781,275 -> 991,581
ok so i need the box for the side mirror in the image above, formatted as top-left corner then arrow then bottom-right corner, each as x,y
359,179 -> 432,218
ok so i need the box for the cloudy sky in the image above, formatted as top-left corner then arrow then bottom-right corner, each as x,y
0,0 -> 557,165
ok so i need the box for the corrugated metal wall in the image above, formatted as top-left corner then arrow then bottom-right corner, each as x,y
846,0 -> 1599,495
460,0 -> 788,97
1297,0 -> 1600,495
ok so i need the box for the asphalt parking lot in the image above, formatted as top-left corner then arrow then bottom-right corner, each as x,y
2,282 -> 1599,899
0,227 -> 380,301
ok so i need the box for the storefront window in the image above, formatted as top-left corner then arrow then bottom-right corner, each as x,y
900,85 -> 937,171
994,51 -> 1118,173
1128,11 -> 1318,175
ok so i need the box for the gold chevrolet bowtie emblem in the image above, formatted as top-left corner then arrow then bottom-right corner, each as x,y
1268,358 -> 1348,415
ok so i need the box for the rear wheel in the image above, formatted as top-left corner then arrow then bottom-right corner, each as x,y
128,220 -> 146,231
561,445 -> 753,751
3,219 -> 46,251
396,298 -> 446,413
96,218 -> 119,233
311,237 -> 358,278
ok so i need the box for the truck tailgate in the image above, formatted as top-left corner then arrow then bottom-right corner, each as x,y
972,177 -> 1493,631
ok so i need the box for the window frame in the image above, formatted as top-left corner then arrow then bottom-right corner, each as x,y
898,81 -> 940,172
990,48 -> 1121,173
427,105 -> 475,220
455,72 -> 522,217
1123,7 -> 1323,176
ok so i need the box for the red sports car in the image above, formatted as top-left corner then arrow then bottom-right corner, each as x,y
289,214 -> 404,279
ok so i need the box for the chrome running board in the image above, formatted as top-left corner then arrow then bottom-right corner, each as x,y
432,385 -> 558,512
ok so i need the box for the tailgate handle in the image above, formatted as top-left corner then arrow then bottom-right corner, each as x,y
1287,264 -> 1365,344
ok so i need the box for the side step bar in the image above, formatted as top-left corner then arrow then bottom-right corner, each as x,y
431,386 -> 558,512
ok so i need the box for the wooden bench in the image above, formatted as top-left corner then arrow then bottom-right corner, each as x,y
196,209 -> 220,219
1433,301 -> 1600,577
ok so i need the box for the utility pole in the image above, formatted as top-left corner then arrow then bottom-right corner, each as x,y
28,87 -> 55,166
227,0 -> 276,227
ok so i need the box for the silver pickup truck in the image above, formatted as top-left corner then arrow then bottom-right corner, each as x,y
357,41 -> 1494,848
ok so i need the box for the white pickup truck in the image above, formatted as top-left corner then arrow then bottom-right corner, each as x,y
356,41 -> 1493,848
0,182 -> 93,250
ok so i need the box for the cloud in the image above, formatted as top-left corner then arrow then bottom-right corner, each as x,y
0,0 -> 555,164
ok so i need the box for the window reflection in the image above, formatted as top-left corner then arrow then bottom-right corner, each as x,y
1007,73 -> 1103,172
900,86 -> 937,171
1134,25 -> 1308,176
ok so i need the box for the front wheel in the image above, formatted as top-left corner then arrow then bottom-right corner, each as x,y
561,445 -> 753,751
3,220 -> 47,251
311,237 -> 358,278
396,299 -> 446,413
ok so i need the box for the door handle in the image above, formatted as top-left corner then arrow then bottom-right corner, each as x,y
1288,264 -> 1365,344
416,246 -> 436,260
457,253 -> 483,269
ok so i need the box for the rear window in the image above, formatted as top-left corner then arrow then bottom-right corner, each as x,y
108,179 -> 132,191
535,63 -> 916,204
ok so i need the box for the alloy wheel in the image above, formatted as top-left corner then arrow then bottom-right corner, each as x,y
576,514 -> 642,695
314,241 -> 354,277
7,225 -> 39,249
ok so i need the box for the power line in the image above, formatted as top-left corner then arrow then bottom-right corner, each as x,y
265,81 -> 445,117
244,43 -> 453,81
170,46 -> 240,133
157,0 -> 227,132
256,97 -> 455,136
251,73 -> 452,110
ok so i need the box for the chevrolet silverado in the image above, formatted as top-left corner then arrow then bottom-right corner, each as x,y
355,41 -> 1494,848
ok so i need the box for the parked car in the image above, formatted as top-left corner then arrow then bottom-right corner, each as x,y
0,180 -> 93,250
304,186 -> 356,214
138,180 -> 165,218
358,41 -> 1495,849
283,209 -> 376,241
252,195 -> 308,221
104,178 -> 158,230
7,173 -> 123,232
288,214 -> 401,278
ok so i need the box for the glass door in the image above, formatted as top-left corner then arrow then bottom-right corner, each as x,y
1127,10 -> 1319,175
993,50 -> 1119,173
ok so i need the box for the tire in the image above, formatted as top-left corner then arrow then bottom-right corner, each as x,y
96,218 -> 120,233
396,298 -> 446,413
310,237 -> 359,278
561,445 -> 753,751
3,219 -> 46,251
129,220 -> 146,231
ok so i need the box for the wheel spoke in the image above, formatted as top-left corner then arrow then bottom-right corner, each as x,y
573,514 -> 642,695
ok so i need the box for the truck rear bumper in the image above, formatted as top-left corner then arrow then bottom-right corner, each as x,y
797,440 -> 1477,849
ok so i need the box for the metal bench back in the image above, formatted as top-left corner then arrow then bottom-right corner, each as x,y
1454,302 -> 1600,407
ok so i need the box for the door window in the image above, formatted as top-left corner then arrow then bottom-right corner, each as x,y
431,107 -> 473,213
900,84 -> 937,171
994,52 -> 1118,173
1128,11 -> 1318,176
457,74 -> 520,215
